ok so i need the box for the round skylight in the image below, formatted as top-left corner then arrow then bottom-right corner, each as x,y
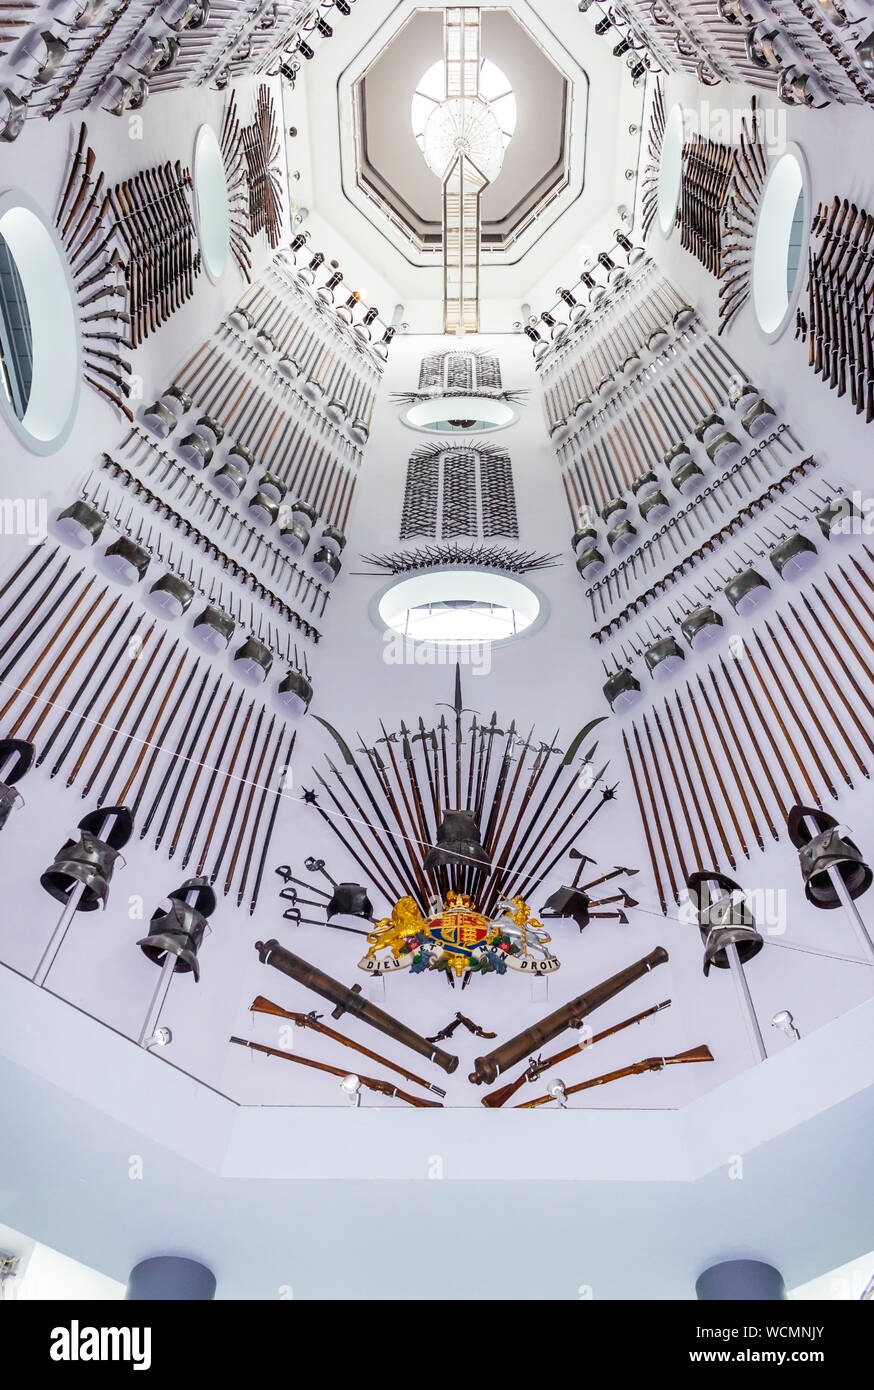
657,103 -> 685,236
412,59 -> 516,178
378,570 -> 541,646
192,124 -> 231,283
752,148 -> 807,341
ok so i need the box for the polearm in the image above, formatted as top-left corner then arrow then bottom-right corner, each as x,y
716,656 -> 788,826
516,1045 -> 715,1109
747,634 -> 828,807
253,940 -> 460,1075
469,947 -> 670,1085
230,1037 -> 443,1109
0,555 -> 75,676
674,688 -> 737,869
35,601 -> 138,769
237,728 -> 294,910
312,769 -> 406,906
481,999 -> 672,1108
179,688 -> 246,869
651,705 -> 705,870
224,715 -> 281,897
2,582 -> 109,734
141,669 -> 213,839
116,652 -> 196,812
0,542 -> 51,629
768,615 -> 862,783
72,625 -> 164,795
162,682 -> 233,855
725,654 -> 802,812
0,573 -> 93,716
208,704 -> 267,886
705,666 -> 779,841
622,729 -> 667,915
249,997 -> 447,1098
360,734 -> 432,907
694,675 -> 767,851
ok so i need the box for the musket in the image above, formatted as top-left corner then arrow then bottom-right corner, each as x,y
230,1037 -> 443,1109
249,997 -> 446,1098
516,1045 -> 715,1109
254,941 -> 460,1075
238,729 -> 294,911
56,121 -> 89,229
469,946 -> 669,1085
482,999 -> 672,1108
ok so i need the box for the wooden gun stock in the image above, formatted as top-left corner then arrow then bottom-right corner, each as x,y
230,1036 -> 443,1108
517,1045 -> 715,1109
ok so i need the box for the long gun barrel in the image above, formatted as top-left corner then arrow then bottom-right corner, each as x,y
230,1037 -> 443,1108
517,1045 -> 714,1109
469,946 -> 669,1085
254,940 -> 460,1074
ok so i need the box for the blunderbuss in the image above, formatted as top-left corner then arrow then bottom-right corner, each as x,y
96,455 -> 324,636
622,557 -> 874,911
586,452 -> 819,638
118,428 -> 331,614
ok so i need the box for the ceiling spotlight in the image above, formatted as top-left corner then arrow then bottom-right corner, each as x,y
548,1080 -> 568,1107
341,1073 -> 362,1106
771,1010 -> 801,1041
143,1026 -> 173,1050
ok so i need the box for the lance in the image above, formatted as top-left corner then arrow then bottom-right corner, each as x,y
0,554 -> 75,676
516,1045 -> 715,1109
771,612 -> 864,782
249,997 -> 446,1098
224,715 -> 281,898
208,704 -> 268,887
314,715 -> 421,901
116,651 -> 193,812
163,682 -> 234,856
230,1037 -> 443,1109
482,999 -> 672,1108
238,729 -> 294,910
748,633 -> 831,805
36,601 -> 137,770
694,676 -> 766,851
73,625 -> 164,795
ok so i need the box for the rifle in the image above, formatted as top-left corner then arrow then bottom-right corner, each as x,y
230,1037 -> 443,1109
470,947 -> 669,1085
482,999 -> 671,1108
250,997 -> 446,1098
517,1046 -> 714,1108
254,940 -> 460,1074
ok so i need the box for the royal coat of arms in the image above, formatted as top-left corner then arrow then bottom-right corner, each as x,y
359,892 -> 560,982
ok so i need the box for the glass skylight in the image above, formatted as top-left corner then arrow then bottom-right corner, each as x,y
378,571 -> 540,646
411,59 -> 516,162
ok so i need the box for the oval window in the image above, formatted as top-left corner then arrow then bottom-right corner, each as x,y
192,124 -> 231,283
752,149 -> 807,340
658,104 -> 685,237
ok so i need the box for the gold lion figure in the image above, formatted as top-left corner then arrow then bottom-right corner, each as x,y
365,896 -> 426,962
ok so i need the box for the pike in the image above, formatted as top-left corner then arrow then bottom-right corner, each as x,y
643,710 -> 692,881
73,626 -> 163,795
224,715 -> 281,897
516,1045 -> 715,1109
674,689 -> 736,870
797,587 -> 874,744
238,729 -> 294,910
509,764 -> 611,897
140,670 -> 214,838
684,679 -> 750,860
254,940 -> 460,1075
470,947 -> 670,1085
314,715 -> 421,901
749,633 -> 832,804
308,774 -> 403,906
323,748 -> 418,903
771,613 -> 864,782
717,656 -> 788,825
194,698 -> 255,876
650,705 -> 704,872
249,997 -> 446,1098
7,585 -> 115,743
361,734 -> 432,906
0,553 -> 73,672
631,720 -> 678,902
162,682 -> 233,855
208,704 -> 267,887
695,675 -> 766,851
482,999 -> 673,1108
178,688 -> 246,869
706,667 -> 779,840
230,1037 -> 443,1109
0,541 -> 48,617
0,572 -> 91,714
36,601 -> 137,770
